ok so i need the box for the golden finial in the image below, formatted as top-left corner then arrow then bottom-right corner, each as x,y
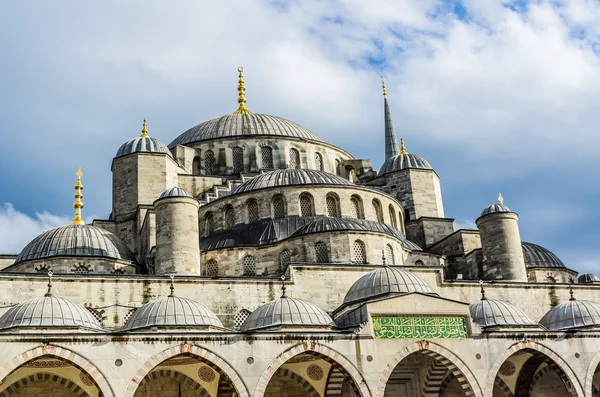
72,168 -> 85,225
140,119 -> 149,138
382,77 -> 387,98
400,138 -> 407,155
498,193 -> 504,206
233,67 -> 252,115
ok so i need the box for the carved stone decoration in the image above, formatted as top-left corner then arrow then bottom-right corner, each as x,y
499,361 -> 516,376
306,364 -> 324,381
198,365 -> 216,383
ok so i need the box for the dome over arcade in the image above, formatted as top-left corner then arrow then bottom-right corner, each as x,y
540,295 -> 600,331
343,266 -> 435,306
522,242 -> 566,269
158,187 -> 194,200
230,168 -> 352,195
470,298 -> 536,328
115,120 -> 172,159
240,295 -> 333,332
378,140 -> 433,177
578,273 -> 600,283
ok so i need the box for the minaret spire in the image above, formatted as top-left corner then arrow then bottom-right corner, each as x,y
382,78 -> 400,160
233,67 -> 252,115
71,168 -> 85,225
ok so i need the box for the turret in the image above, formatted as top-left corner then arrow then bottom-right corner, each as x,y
476,194 -> 527,281
153,187 -> 200,275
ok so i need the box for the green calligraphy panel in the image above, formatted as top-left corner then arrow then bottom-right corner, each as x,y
372,316 -> 467,339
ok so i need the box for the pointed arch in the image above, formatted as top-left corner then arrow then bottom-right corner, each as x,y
0,373 -> 89,397
586,349 -> 600,397
136,369 -> 210,397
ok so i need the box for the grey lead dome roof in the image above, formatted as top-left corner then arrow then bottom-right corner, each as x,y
0,295 -> 103,331
522,242 -> 565,269
169,114 -> 323,148
15,224 -> 137,265
158,187 -> 193,199
540,299 -> 600,331
240,297 -> 333,332
116,136 -> 173,158
231,169 -> 352,195
470,299 -> 536,328
480,204 -> 512,217
122,296 -> 223,331
379,153 -> 433,177
343,267 -> 435,305
578,273 -> 600,283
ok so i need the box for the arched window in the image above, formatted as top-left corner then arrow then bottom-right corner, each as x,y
384,244 -> 394,265
315,152 -> 324,171
335,159 -> 341,176
350,195 -> 364,219
272,195 -> 286,219
389,204 -> 397,228
243,255 -> 257,276
224,205 -> 235,229
232,146 -> 244,173
326,195 -> 340,217
204,150 -> 215,175
289,148 -> 300,169
414,260 -> 425,266
299,193 -> 314,217
404,208 -> 411,223
279,249 -> 291,272
204,212 -> 215,235
373,199 -> 384,223
247,199 -> 259,222
205,259 -> 218,277
192,156 -> 201,174
351,240 -> 367,264
315,242 -> 329,263
261,146 -> 273,169
73,265 -> 89,274
546,276 -> 557,283
234,309 -> 251,330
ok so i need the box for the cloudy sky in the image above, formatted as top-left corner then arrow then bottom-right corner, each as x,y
1,0 -> 599,274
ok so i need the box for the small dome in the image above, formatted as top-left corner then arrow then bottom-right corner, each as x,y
116,136 -> 173,158
540,299 -> 600,331
480,204 -> 512,217
522,242 -> 565,269
343,267 -> 435,305
15,224 -> 137,265
0,295 -> 103,331
168,114 -> 323,148
230,169 -> 352,195
470,299 -> 536,328
241,297 -> 333,332
578,273 -> 600,283
379,153 -> 433,177
122,296 -> 223,331
158,187 -> 193,199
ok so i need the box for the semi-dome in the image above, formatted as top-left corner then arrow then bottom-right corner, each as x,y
122,295 -> 223,331
15,224 -> 137,265
470,299 -> 536,328
240,296 -> 333,332
343,266 -> 435,305
578,273 -> 600,283
0,295 -> 103,331
379,153 -> 433,177
168,114 -> 323,148
230,168 -> 352,195
522,242 -> 565,269
540,299 -> 600,331
158,187 -> 193,199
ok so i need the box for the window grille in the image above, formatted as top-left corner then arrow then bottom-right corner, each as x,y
224,206 -> 235,229
243,255 -> 257,276
74,265 -> 89,274
205,213 -> 214,235
123,308 -> 137,325
373,200 -> 383,223
247,200 -> 259,222
315,242 -> 329,263
350,197 -> 363,219
326,196 -> 339,217
289,148 -> 300,169
389,205 -> 397,228
232,147 -> 244,173
352,240 -> 367,264
384,244 -> 394,265
86,307 -> 103,326
272,196 -> 286,218
279,249 -> 291,271
205,260 -> 218,277
315,153 -> 324,171
300,194 -> 314,217
234,309 -> 251,330
204,150 -> 215,175
261,146 -> 273,169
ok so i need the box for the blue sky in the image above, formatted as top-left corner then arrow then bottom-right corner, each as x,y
1,0 -> 600,274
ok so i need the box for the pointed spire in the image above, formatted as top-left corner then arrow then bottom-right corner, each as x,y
169,274 -> 175,297
400,138 -> 407,155
280,274 -> 287,298
45,270 -> 54,297
498,193 -> 504,206
479,280 -> 487,300
382,78 -> 400,160
233,67 -> 252,115
71,168 -> 85,225
141,119 -> 149,138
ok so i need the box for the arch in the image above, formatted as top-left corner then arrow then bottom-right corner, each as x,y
384,244 -> 394,266
422,358 -> 450,397
326,193 -> 340,218
350,195 -> 364,219
204,259 -> 218,277
279,249 -> 291,272
272,195 -> 286,219
0,345 -> 114,397
273,367 -> 320,397
315,152 -> 324,171
494,376 -> 514,397
253,343 -> 371,397
223,205 -> 235,229
299,193 -> 315,217
485,341 -> 583,397
204,150 -> 215,175
192,155 -> 201,174
0,373 -> 89,397
389,204 -> 397,229
123,344 -> 249,397
136,369 -> 210,397
261,146 -> 274,169
246,199 -> 259,223
377,341 -> 482,397
232,146 -> 244,173
203,212 -> 215,235
585,349 -> 600,397
351,240 -> 367,264
335,159 -> 341,176
372,199 -> 384,223
289,147 -> 301,169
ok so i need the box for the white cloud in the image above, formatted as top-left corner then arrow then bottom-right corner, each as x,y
454,219 -> 477,230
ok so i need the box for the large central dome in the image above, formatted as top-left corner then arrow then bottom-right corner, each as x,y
168,113 -> 323,148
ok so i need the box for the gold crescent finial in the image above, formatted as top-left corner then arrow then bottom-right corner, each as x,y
233,66 -> 252,115
141,119 -> 149,138
72,168 -> 85,225
382,77 -> 387,98
400,138 -> 407,155
498,193 -> 504,206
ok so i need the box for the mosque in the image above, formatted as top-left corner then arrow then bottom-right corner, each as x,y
0,67 -> 599,397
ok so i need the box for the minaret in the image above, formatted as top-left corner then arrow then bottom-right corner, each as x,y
233,67 -> 252,115
72,168 -> 85,225
382,78 -> 399,160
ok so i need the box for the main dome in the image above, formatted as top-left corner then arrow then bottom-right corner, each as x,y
230,168 -> 352,195
168,114 -> 323,148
